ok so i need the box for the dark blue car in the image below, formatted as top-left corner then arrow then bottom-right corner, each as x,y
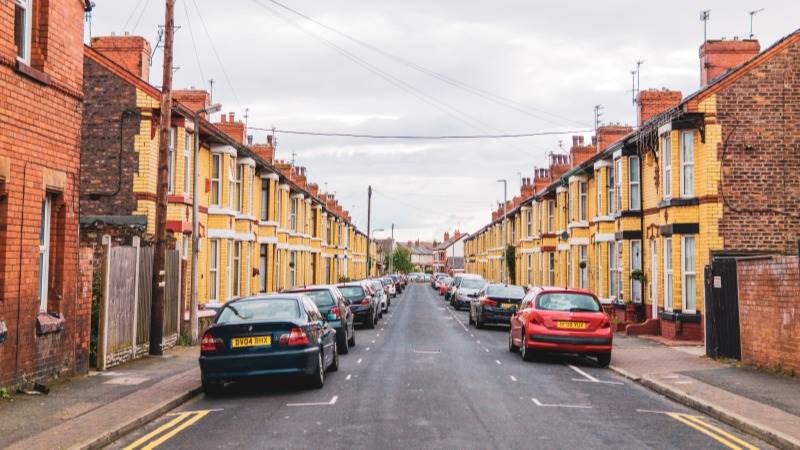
199,294 -> 338,395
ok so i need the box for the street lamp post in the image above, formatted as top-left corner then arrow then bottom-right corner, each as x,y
190,103 -> 221,345
497,179 -> 507,284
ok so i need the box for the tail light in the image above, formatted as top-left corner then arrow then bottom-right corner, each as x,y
279,327 -> 310,346
201,332 -> 223,352
600,316 -> 611,328
480,298 -> 497,307
329,306 -> 342,320
361,296 -> 371,305
529,314 -> 542,325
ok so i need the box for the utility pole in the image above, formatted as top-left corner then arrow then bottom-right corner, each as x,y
150,0 -> 175,356
366,185 -> 372,277
497,179 -> 507,284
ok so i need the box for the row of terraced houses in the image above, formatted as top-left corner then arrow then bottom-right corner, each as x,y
0,0 -> 374,389
465,31 -> 800,347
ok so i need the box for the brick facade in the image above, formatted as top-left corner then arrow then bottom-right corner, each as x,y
0,0 -> 90,388
737,256 -> 800,373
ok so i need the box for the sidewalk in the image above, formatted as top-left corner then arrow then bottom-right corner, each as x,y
611,335 -> 800,450
0,345 -> 201,450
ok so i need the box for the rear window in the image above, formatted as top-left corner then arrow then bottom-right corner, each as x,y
300,290 -> 335,307
339,286 -> 365,302
381,278 -> 391,286
460,278 -> 486,290
487,285 -> 525,299
217,299 -> 300,324
536,293 -> 600,312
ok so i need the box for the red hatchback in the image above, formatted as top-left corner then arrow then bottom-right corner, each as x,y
508,287 -> 612,367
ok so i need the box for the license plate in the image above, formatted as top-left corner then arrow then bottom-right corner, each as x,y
556,321 -> 587,330
501,303 -> 516,309
231,336 -> 271,348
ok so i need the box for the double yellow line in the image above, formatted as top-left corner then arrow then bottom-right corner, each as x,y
667,413 -> 759,450
123,409 -> 216,450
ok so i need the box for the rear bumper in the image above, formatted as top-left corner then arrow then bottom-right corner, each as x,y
454,299 -> 471,309
200,347 -> 319,380
351,308 -> 373,323
525,333 -> 612,354
477,309 -> 513,324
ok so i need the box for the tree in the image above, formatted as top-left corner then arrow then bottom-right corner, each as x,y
385,246 -> 414,273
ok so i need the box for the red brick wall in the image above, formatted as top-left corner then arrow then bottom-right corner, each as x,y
717,38 -> 800,255
737,256 -> 800,373
0,0 -> 87,388
660,318 -> 703,341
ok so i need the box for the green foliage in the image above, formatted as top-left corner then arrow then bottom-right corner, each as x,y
385,247 -> 414,273
505,245 -> 516,282
630,269 -> 647,283
177,331 -> 192,347
0,388 -> 10,401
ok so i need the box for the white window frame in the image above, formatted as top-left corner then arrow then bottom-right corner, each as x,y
596,169 -> 602,216
596,242 -> 603,297
289,251 -> 297,287
276,250 -> 282,290
234,164 -> 243,212
578,181 -> 587,221
167,127 -> 177,194
183,132 -> 192,194
680,131 -> 694,198
630,240 -> 642,303
209,239 -> 219,302
607,166 -> 615,214
662,134 -> 672,200
232,241 -> 241,297
276,189 -> 282,227
566,249 -> 572,287
663,237 -> 673,311
526,209 -> 533,237
210,154 -> 221,206
682,236 -> 697,313
609,241 -> 618,300
38,194 -> 52,311
260,178 -> 270,221
14,0 -> 33,64
579,245 -> 588,289
615,159 -> 622,213
629,156 -> 640,211
227,159 -> 235,209
248,167 -> 254,215
225,240 -> 232,301
650,238 -> 658,311
547,200 -> 554,232
527,253 -> 533,285
548,253 -> 555,286
290,198 -> 297,231
259,244 -> 268,293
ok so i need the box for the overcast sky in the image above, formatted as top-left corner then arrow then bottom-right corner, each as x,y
88,1 -> 799,242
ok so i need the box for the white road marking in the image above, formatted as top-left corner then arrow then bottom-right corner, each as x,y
346,374 -> 352,381
357,358 -> 362,364
635,409 -> 676,414
484,348 -> 490,353
376,334 -> 380,337
495,360 -> 502,365
366,347 -> 371,351
470,334 -> 475,337
371,340 -> 376,344
476,340 -> 481,344
287,396 -> 338,407
568,364 -> 624,385
510,375 -> 518,382
380,328 -> 384,331
531,398 -> 591,408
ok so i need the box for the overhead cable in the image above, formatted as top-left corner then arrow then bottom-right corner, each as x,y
248,126 -> 592,140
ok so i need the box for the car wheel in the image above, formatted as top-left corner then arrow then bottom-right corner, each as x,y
475,314 -> 483,329
366,310 -> 375,329
521,331 -> 535,362
201,376 -> 224,397
348,329 -> 356,347
508,330 -> 519,353
596,353 -> 611,368
329,342 -> 339,372
338,333 -> 350,355
308,351 -> 325,389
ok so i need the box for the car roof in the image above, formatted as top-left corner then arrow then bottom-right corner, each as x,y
459,274 -> 484,279
532,286 -> 598,297
229,293 -> 307,303
284,285 -> 338,294
486,283 -> 524,289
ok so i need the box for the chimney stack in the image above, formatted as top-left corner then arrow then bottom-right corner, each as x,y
637,89 -> 683,126
91,35 -> 151,81
214,112 -> 245,144
700,38 -> 760,87
596,124 -> 633,152
173,89 -> 212,119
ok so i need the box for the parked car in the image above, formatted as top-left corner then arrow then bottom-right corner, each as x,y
199,294 -> 338,394
444,274 -> 464,303
508,287 -> 612,367
368,279 -> 389,313
381,277 -> 397,298
285,286 -> 355,354
469,284 -> 526,328
431,273 -> 447,288
450,275 -> 487,310
436,276 -> 452,296
338,282 -> 378,329
390,274 -> 404,294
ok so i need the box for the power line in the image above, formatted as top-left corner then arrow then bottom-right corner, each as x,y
190,0 -> 240,104
131,0 -> 152,34
248,126 -> 592,140
122,0 -> 147,31
181,0 -> 206,89
263,0 -> 590,128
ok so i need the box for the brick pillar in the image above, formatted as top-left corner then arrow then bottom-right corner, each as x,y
75,246 -> 95,375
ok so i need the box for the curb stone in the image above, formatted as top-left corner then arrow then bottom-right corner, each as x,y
609,365 -> 800,450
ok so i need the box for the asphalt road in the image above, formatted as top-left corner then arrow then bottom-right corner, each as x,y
110,284 -> 771,450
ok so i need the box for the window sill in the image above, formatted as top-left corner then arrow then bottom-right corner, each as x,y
36,312 -> 65,336
15,60 -> 50,85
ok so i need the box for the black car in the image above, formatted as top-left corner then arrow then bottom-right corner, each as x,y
469,284 -> 526,328
338,283 -> 378,329
199,294 -> 339,395
286,286 -> 356,354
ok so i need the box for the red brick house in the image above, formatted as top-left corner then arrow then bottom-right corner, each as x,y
0,0 -> 94,388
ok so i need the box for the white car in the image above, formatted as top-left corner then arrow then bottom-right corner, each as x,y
381,277 -> 397,298
368,279 -> 389,314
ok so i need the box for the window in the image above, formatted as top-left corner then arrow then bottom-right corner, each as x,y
526,209 -> 532,237
290,198 -> 297,230
243,242 -> 250,296
184,132 -> 192,194
234,165 -> 243,212
579,245 -> 588,289
596,169 -> 602,216
680,131 -> 694,197
276,250 -> 282,290
629,156 -> 640,211
209,240 -> 219,301
650,239 -> 658,308
568,188 -> 574,223
607,165 -> 615,214
548,253 -> 555,285
566,249 -> 572,287
615,159 -> 622,213
168,128 -> 177,193
259,244 -> 268,292
527,254 -> 533,285
539,252 -> 544,286
682,236 -> 696,312
578,181 -> 587,221
609,241 -> 618,300
248,167 -> 254,215
227,159 -> 235,209
260,179 -> 270,221
210,154 -> 221,206
181,235 -> 189,260
225,241 -> 232,300
662,134 -> 672,199
630,240 -> 642,303
38,195 -> 52,311
663,238 -> 673,310
596,242 -> 603,296
14,0 -> 32,63
276,189 -> 282,226
232,241 -> 241,297
547,200 -> 554,232
289,251 -> 297,288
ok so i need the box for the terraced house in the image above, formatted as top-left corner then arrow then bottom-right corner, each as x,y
80,34 -> 371,313
466,29 -> 800,342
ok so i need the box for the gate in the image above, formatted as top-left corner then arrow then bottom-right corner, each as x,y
704,258 -> 741,359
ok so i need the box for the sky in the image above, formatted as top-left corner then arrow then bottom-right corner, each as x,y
87,0 -> 800,243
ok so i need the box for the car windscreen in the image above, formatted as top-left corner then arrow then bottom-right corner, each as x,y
299,290 -> 336,307
486,285 -> 525,299
536,293 -> 601,312
440,277 -> 452,284
459,278 -> 486,290
217,299 -> 300,324
381,278 -> 391,286
370,281 -> 384,291
339,286 -> 365,302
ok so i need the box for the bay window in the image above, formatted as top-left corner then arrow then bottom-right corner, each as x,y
607,166 -> 615,214
210,154 -> 221,206
682,236 -> 696,312
629,156 -> 640,210
209,239 -> 219,302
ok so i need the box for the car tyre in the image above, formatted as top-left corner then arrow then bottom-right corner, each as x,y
475,313 -> 483,329
201,376 -> 224,397
366,310 -> 376,329
348,329 -> 356,347
596,353 -> 611,368
521,332 -> 535,362
508,331 -> 519,353
338,333 -> 350,355
308,351 -> 325,389
329,342 -> 339,372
